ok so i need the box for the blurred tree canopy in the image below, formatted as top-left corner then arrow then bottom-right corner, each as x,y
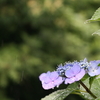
0,0 -> 100,100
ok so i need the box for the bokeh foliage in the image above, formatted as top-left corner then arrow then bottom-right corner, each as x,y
0,0 -> 100,100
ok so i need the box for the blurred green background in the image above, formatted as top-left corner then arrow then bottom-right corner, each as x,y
0,0 -> 100,100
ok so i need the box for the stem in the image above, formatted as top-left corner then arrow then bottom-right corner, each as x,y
71,92 -> 82,95
79,80 -> 97,99
75,90 -> 87,93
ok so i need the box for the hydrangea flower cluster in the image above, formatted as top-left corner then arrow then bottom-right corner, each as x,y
39,58 -> 100,90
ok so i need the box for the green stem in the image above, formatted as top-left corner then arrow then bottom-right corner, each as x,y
79,80 -> 97,99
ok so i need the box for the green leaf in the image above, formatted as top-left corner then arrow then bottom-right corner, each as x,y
95,98 -> 100,100
81,74 -> 89,81
41,82 -> 79,100
89,76 -> 96,89
92,29 -> 100,36
80,75 -> 100,100
85,7 -> 100,23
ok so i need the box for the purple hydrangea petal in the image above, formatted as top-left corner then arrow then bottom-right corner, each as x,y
65,77 -> 76,84
65,63 -> 80,77
75,69 -> 85,81
64,69 -> 85,84
53,76 -> 64,86
39,73 -> 47,81
39,72 -> 51,83
64,78 -> 68,84
49,71 -> 59,80
42,82 -> 55,90
39,71 -> 64,90
96,60 -> 100,64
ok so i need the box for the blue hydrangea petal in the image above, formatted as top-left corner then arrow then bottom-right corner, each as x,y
75,69 -> 85,81
88,70 -> 97,76
95,67 -> 100,75
87,60 -> 100,76
88,67 -> 100,76
65,63 -> 80,77
89,61 -> 98,68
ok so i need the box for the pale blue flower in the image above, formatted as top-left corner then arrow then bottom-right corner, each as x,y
87,60 -> 100,76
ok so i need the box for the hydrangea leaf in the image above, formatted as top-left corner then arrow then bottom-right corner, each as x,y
92,29 -> 100,36
95,98 -> 100,100
89,76 -> 96,89
81,74 -> 89,81
85,7 -> 100,23
41,82 -> 79,100
80,75 -> 100,100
